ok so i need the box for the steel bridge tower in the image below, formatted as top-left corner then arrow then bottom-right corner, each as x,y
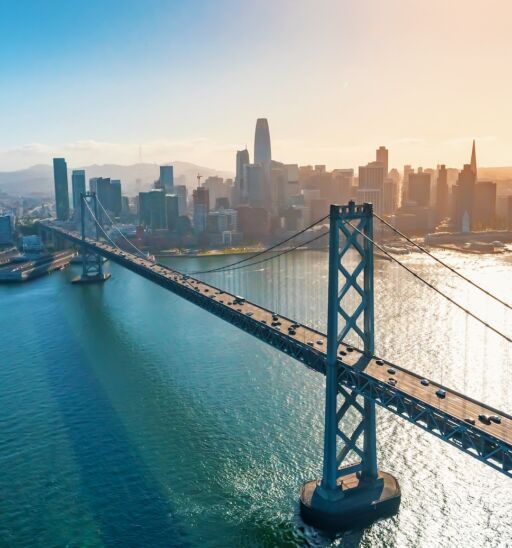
72,192 -> 110,284
300,201 -> 401,530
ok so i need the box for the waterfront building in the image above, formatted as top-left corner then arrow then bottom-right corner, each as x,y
160,166 -> 174,194
53,158 -> 70,220
71,170 -> 86,212
0,215 -> 14,245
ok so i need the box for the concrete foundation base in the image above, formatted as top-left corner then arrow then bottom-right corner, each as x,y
300,471 -> 400,532
72,273 -> 111,284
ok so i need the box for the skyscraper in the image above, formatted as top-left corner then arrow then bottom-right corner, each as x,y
192,187 -> 210,233
235,148 -> 250,203
53,158 -> 70,220
160,166 -> 174,194
175,185 -> 188,216
452,142 -> 477,230
436,165 -> 449,220
71,170 -> 86,211
254,118 -> 271,167
408,171 -> 431,207
470,139 -> 477,178
376,146 -> 389,176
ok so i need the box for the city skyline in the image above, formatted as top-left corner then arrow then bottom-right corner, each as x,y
1,0 -> 512,171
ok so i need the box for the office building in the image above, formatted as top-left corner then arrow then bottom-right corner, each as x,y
236,205 -> 270,240
235,149 -> 250,204
110,180 -> 122,216
383,178 -> 398,215
53,158 -> 70,220
358,162 -> 385,190
160,166 -> 174,194
203,176 -> 230,209
452,158 -> 476,231
376,146 -> 389,176
71,170 -> 86,211
175,185 -> 188,216
207,209 -> 238,233
408,171 -> 431,207
254,118 -> 272,167
245,164 -> 267,208
139,189 -> 167,230
436,165 -> 449,220
474,181 -> 496,228
192,187 -> 210,233
165,194 -> 180,231
0,215 -> 14,245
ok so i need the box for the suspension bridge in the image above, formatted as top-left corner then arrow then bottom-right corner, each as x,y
41,192 -> 512,531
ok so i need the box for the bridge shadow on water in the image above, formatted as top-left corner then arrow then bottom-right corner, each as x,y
38,270 -> 397,547
37,283 -> 190,547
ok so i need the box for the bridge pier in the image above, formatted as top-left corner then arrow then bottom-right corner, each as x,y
72,192 -> 110,284
300,202 -> 400,531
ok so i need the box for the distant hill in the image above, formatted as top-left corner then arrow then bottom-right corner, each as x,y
0,162 -> 234,197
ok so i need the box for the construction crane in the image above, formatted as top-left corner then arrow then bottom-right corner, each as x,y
197,173 -> 202,187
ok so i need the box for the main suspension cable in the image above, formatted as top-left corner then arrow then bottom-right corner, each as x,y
189,214 -> 329,275
95,197 -> 148,259
346,219 -> 512,344
374,213 -> 512,312
194,229 -> 329,275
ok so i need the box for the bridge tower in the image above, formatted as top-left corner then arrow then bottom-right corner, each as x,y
300,201 -> 401,531
72,192 -> 110,284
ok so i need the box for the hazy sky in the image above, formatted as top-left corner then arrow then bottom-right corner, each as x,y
1,0 -> 511,171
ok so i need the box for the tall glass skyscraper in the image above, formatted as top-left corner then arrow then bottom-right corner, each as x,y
254,118 -> 271,167
71,170 -> 86,212
160,165 -> 174,194
53,158 -> 70,220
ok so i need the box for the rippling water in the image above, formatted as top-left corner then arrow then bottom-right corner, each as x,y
0,249 -> 511,547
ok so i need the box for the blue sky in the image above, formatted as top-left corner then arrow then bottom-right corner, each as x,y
1,0 -> 511,171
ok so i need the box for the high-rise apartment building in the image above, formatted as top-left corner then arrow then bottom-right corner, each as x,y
71,170 -> 86,212
53,158 -> 70,220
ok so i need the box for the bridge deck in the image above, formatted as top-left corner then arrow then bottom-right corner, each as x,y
46,225 -> 512,477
